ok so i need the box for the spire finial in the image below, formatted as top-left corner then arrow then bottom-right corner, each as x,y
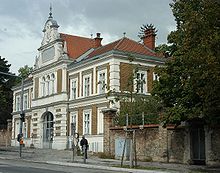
49,3 -> 53,18
123,32 -> 126,37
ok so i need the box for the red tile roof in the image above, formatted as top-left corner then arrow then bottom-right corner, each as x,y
87,37 -> 158,58
60,33 -> 160,60
60,33 -> 96,59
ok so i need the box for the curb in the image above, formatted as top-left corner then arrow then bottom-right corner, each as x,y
46,161 -> 171,173
0,156 -> 171,173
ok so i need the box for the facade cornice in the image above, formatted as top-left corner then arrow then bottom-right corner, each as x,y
31,100 -> 69,111
38,38 -> 63,51
32,58 -> 73,75
12,80 -> 33,91
68,93 -> 108,105
68,50 -> 165,72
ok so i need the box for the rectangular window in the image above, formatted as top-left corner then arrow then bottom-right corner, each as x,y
98,71 -> 106,94
70,113 -> 77,135
84,112 -> 90,134
84,76 -> 90,97
71,80 -> 77,99
23,122 -> 27,138
47,81 -> 50,96
16,121 -> 20,136
97,108 -> 104,134
153,72 -> 159,81
41,82 -> 45,97
135,71 -> 147,94
16,96 -> 21,111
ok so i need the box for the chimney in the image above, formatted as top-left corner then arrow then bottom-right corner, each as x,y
142,29 -> 156,50
94,33 -> 103,48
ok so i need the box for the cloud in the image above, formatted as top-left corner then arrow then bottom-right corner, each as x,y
0,0 -> 176,73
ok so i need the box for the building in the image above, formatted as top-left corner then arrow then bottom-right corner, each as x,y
11,10 -> 165,151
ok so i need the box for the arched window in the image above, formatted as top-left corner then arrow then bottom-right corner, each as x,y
51,73 -> 55,94
47,75 -> 50,95
42,77 -> 46,97
43,112 -> 54,144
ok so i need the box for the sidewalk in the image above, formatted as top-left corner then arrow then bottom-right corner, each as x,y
0,146 -> 219,173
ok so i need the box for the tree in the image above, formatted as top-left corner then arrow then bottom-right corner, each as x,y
152,0 -> 220,126
106,56 -> 162,126
18,65 -> 33,79
0,56 -> 15,125
155,44 -> 176,58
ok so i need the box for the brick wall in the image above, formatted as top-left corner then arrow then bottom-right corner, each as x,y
92,106 -> 97,135
78,107 -> 83,135
120,62 -> 133,92
57,69 -> 62,94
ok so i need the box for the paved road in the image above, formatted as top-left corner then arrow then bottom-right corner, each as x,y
0,159 -> 125,173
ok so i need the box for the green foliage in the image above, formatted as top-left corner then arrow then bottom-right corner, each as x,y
152,0 -> 220,126
115,96 -> 162,126
18,65 -> 33,79
0,56 -> 16,125
155,44 -> 176,58
106,58 -> 163,126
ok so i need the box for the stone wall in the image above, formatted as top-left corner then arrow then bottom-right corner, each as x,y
106,126 -> 220,165
210,127 -> 220,164
102,110 -> 220,166
0,119 -> 12,147
108,126 -> 186,163
0,129 -> 11,146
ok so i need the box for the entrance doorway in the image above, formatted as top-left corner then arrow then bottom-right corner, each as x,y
190,123 -> 206,165
42,112 -> 54,149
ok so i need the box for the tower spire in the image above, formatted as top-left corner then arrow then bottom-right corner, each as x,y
49,3 -> 53,18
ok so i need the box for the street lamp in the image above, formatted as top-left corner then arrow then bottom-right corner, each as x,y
0,71 -> 24,158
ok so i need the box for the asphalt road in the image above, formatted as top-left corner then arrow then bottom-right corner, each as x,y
0,159 -> 125,173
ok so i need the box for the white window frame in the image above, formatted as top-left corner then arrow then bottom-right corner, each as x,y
83,110 -> 91,135
23,121 -> 27,138
70,78 -> 78,100
153,72 -> 159,81
41,77 -> 46,97
134,70 -> 147,94
70,112 -> 78,135
16,95 -> 21,111
16,120 -> 20,136
23,93 -> 28,110
51,73 -> 55,94
97,107 -> 104,134
46,75 -> 50,95
98,69 -> 107,94
83,74 -> 92,97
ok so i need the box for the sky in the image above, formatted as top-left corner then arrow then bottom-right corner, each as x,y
0,0 -> 176,74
